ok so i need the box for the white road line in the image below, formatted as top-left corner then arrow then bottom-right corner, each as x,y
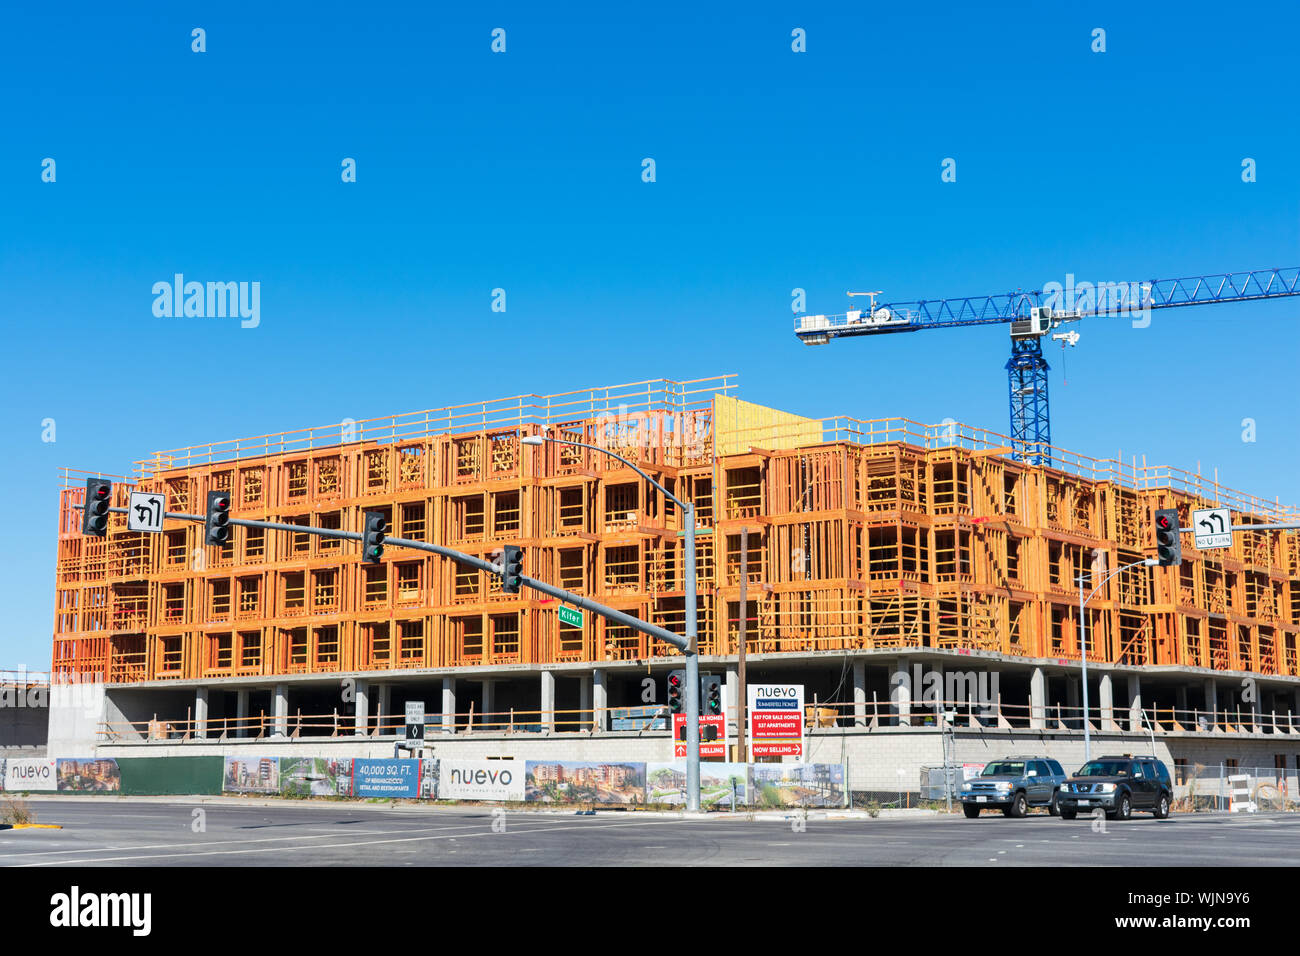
14,817 -> 687,867
0,820 -> 493,860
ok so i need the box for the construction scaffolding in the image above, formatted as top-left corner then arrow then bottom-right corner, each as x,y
51,376 -> 1300,684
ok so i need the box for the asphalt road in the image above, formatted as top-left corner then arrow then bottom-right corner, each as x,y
2,799 -> 1299,866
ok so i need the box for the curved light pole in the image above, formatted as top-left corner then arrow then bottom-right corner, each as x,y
1077,557 -> 1158,761
522,433 -> 702,812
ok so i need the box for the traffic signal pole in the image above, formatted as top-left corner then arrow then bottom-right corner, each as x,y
85,506 -> 689,666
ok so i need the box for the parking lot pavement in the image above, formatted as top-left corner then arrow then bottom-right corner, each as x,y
2,800 -> 1298,866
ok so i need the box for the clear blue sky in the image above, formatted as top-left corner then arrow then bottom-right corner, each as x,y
2,1 -> 1297,667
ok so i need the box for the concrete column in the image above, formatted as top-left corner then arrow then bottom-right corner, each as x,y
441,678 -> 456,734
481,680 -> 495,729
1065,676 -> 1080,729
579,675 -> 591,724
1127,674 -> 1142,732
540,671 -> 555,733
1029,667 -> 1046,730
235,689 -> 249,739
377,683 -> 392,734
852,661 -> 867,727
273,683 -> 289,737
890,659 -> 912,727
592,668 -> 608,731
194,686 -> 209,740
1204,678 -> 1219,729
353,679 -> 369,736
1248,683 -> 1262,732
1099,673 -> 1114,730
929,663 -> 943,722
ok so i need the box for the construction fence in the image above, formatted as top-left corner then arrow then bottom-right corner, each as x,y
0,754 -> 848,809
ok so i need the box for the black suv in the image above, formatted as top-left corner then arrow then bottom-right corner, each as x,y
1058,754 -> 1172,820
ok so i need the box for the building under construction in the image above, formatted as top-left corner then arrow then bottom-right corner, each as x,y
49,375 -> 1300,780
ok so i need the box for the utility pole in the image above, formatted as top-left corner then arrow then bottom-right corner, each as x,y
737,527 -> 748,762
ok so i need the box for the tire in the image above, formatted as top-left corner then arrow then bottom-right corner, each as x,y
1114,792 -> 1132,821
1008,791 -> 1028,819
1060,809 -> 1077,820
1153,791 -> 1170,819
963,804 -> 981,819
1048,790 -> 1060,816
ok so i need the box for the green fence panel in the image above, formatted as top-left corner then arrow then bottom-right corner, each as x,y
117,756 -> 224,795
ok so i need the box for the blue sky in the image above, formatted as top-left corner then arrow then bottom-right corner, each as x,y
2,1 -> 1297,666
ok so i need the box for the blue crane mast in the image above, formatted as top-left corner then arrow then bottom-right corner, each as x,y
794,267 -> 1300,464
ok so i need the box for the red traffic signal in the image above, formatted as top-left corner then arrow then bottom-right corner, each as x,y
205,491 -> 232,546
81,478 -> 112,537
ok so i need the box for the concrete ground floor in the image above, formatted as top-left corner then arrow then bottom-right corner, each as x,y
62,647 -> 1300,796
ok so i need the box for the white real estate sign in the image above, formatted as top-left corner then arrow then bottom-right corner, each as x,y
748,683 -> 805,758
437,760 -> 525,801
4,758 -> 58,792
1192,507 -> 1232,550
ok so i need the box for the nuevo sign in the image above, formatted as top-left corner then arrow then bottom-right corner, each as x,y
437,760 -> 525,801
747,684 -> 805,758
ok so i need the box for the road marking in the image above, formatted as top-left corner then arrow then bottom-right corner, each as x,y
14,817 -> 688,867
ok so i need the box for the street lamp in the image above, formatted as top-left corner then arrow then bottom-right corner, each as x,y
1076,556 -> 1159,761
522,432 -> 702,812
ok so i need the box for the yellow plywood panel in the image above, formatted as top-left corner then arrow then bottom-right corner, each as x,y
713,394 -> 823,456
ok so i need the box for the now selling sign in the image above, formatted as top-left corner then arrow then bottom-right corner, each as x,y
748,684 -> 805,758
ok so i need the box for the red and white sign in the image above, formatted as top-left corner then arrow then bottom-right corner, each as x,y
673,713 -> 727,758
748,684 -> 805,758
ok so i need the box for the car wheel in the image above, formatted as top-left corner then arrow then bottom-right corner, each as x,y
1115,792 -> 1132,820
1060,809 -> 1077,820
1009,792 -> 1028,818
963,804 -> 981,819
1048,790 -> 1060,816
1153,791 -> 1170,819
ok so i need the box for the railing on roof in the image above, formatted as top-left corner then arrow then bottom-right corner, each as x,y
127,375 -> 737,477
723,414 -> 1299,521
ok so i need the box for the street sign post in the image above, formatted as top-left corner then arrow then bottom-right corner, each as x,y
557,605 -> 583,628
126,491 -> 166,533
404,701 -> 425,744
1193,507 -> 1232,549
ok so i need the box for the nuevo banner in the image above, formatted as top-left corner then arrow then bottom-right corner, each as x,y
437,760 -> 524,802
525,760 -> 646,805
353,758 -> 419,798
223,756 -> 280,794
57,758 -> 121,792
280,758 -> 353,797
4,758 -> 57,792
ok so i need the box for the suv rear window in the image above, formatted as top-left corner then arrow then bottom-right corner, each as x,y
1047,760 -> 1065,776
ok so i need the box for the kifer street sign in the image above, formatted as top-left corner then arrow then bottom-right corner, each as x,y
558,605 -> 583,628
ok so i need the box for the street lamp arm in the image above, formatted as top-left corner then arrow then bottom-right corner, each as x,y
1080,557 -> 1157,605
528,435 -> 686,510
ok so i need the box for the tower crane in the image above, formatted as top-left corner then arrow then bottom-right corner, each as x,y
794,267 -> 1300,464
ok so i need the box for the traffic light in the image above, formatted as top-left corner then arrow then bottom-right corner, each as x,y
81,478 -> 112,537
1154,508 -> 1182,567
361,511 -> 387,564
667,669 -> 685,714
204,490 -> 232,547
501,544 -> 523,594
701,674 -> 722,716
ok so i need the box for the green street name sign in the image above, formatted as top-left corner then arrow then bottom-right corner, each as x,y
558,605 -> 583,628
